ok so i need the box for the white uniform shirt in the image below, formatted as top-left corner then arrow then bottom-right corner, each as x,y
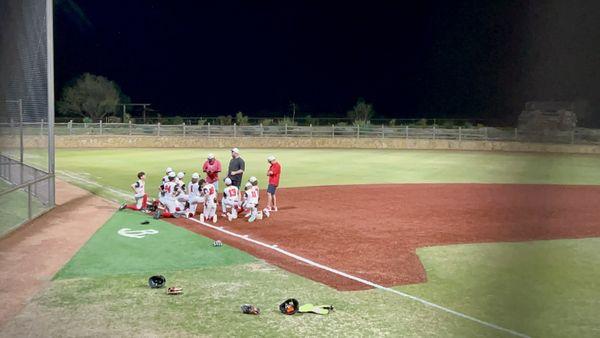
203,184 -> 217,204
223,185 -> 239,202
188,182 -> 201,197
162,181 -> 178,199
244,188 -> 259,205
133,179 -> 145,195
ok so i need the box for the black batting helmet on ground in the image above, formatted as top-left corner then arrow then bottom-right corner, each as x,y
279,298 -> 299,315
148,275 -> 166,288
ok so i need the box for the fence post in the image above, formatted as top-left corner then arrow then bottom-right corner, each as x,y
157,123 -> 161,136
432,125 -> 436,140
484,127 -> 488,140
310,124 -> 313,138
514,128 -> 518,140
381,124 -> 385,139
405,125 -> 409,140
260,123 -> 264,137
69,120 -> 73,135
357,125 -> 360,138
129,120 -> 132,135
571,130 -> 575,144
332,124 -> 335,138
182,123 -> 186,137
99,120 -> 103,135
234,123 -> 237,137
207,123 -> 211,137
41,119 -> 44,136
459,126 -> 462,142
285,124 -> 288,136
27,183 -> 32,219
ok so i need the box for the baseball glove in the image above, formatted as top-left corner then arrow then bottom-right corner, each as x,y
241,304 -> 260,315
167,287 -> 183,295
148,275 -> 166,288
279,298 -> 299,315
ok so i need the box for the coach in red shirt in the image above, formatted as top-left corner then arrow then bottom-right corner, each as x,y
266,155 -> 281,211
202,153 -> 222,192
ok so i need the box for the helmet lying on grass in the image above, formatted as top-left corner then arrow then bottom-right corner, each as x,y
279,298 -> 299,315
148,275 -> 166,288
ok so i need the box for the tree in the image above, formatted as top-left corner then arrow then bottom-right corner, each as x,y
347,97 -> 374,123
57,73 -> 126,121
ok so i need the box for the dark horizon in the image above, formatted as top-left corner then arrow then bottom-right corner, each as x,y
55,0 -> 600,123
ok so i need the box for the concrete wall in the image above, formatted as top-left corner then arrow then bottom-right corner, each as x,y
4,135 -> 600,154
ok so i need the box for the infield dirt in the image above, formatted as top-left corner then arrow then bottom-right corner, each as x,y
170,184 -> 600,290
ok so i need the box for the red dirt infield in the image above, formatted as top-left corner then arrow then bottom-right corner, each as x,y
169,184 -> 600,291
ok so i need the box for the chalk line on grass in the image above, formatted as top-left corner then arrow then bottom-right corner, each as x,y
188,217 -> 530,338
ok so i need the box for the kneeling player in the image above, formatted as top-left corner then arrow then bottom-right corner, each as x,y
186,174 -> 204,217
242,182 -> 259,222
119,171 -> 148,211
221,177 -> 239,221
200,180 -> 218,223
155,171 -> 186,219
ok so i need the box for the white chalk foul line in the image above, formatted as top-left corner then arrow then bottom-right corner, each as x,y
188,217 -> 530,338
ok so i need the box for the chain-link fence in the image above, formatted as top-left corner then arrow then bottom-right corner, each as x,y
0,0 -> 55,236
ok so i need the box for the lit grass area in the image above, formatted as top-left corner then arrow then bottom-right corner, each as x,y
397,238 -> 600,337
4,148 -> 599,337
42,148 -> 600,204
55,210 -> 255,279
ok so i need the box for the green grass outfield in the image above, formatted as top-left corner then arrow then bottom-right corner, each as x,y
5,148 -> 600,337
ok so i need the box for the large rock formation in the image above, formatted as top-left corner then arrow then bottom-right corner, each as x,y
518,101 -> 577,131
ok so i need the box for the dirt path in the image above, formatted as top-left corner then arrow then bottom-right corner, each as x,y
170,184 -> 600,291
0,179 -> 116,327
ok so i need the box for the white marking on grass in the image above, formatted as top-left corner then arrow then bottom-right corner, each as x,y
188,217 -> 530,338
58,170 -> 130,201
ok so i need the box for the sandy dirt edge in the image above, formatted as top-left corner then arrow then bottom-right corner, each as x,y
0,179 -> 116,328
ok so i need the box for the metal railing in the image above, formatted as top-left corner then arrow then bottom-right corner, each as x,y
2,121 -> 599,145
0,173 -> 53,221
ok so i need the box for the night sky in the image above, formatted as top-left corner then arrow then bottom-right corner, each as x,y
54,1 -> 600,122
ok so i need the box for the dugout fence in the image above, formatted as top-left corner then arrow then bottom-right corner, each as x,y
0,0 -> 55,236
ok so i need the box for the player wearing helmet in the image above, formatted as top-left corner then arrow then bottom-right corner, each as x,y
242,182 -> 259,222
186,173 -> 205,217
221,177 -> 240,221
199,180 -> 218,223
155,171 -> 186,219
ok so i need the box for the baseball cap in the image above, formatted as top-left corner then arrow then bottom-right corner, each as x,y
191,172 -> 200,179
231,147 -> 240,154
168,171 -> 176,178
177,172 -> 185,179
249,176 -> 257,183
224,177 -> 232,185
267,155 -> 276,162
245,182 -> 252,188
166,167 -> 173,173
207,153 -> 215,159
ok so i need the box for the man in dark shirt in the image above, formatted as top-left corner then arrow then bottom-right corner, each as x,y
227,147 -> 245,188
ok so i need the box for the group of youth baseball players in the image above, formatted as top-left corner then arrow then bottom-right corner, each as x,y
119,148 -> 282,223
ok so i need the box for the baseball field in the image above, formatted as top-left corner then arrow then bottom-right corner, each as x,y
3,148 -> 600,337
